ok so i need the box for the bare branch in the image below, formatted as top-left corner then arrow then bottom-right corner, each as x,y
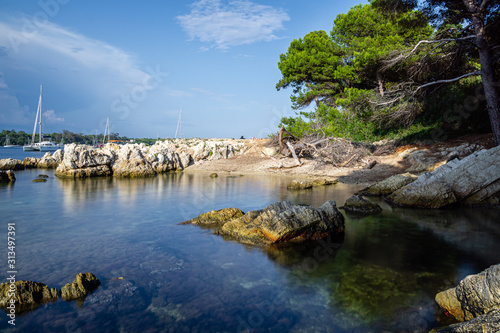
414,71 -> 481,94
385,35 -> 477,68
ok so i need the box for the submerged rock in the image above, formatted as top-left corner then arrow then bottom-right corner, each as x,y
287,180 -> 313,190
181,207 -> 244,226
0,158 -> 24,171
312,178 -> 338,186
341,195 -> 382,215
0,170 -> 16,182
0,280 -> 58,312
217,200 -> 345,245
434,264 -> 500,330
357,173 -> 418,196
60,272 -> 101,301
209,173 -> 218,178
32,178 -> 47,183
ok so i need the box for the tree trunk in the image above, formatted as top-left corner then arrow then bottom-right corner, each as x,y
466,0 -> 500,145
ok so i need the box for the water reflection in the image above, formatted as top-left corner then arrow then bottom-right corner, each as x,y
0,170 -> 499,333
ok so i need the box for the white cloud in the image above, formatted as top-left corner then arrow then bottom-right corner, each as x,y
177,0 -> 289,49
43,109 -> 64,123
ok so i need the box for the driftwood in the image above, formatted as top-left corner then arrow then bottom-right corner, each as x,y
286,141 -> 301,166
274,129 -> 375,168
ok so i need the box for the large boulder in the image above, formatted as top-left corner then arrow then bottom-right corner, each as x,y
23,157 -> 39,168
435,264 -> 500,331
388,146 -> 500,208
216,201 -> 345,245
56,144 -> 114,178
38,150 -> 64,168
60,272 -> 101,301
0,158 -> 24,171
357,173 -> 418,196
0,280 -> 58,312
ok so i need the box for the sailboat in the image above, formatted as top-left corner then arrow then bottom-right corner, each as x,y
23,85 -> 64,152
3,134 -> 20,148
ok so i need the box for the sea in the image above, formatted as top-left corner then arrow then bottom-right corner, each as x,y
0,146 -> 499,332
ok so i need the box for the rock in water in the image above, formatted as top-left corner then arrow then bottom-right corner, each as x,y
209,173 -> 218,178
388,146 -> 500,208
217,200 -> 345,245
435,309 -> 500,332
181,207 -> 244,226
357,173 -> 418,196
0,170 -> 16,183
0,158 -> 24,171
287,180 -> 313,190
60,272 -> 100,301
434,264 -> 500,331
0,280 -> 58,312
341,195 -> 382,215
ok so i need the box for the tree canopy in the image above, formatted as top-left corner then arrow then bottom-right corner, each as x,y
276,0 -> 499,144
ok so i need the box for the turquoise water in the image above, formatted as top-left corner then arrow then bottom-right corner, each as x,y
1,157 -> 499,332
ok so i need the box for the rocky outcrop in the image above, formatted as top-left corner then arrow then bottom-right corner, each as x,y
60,272 -> 101,301
0,170 -> 16,182
341,195 -> 382,215
436,309 -> 500,332
358,173 -> 418,196
435,264 -> 500,331
0,280 -> 58,312
212,201 -> 345,245
183,201 -> 345,245
55,144 -> 114,178
181,207 -> 244,226
0,158 -> 24,170
23,157 -> 39,168
37,149 -> 64,168
56,140 -> 243,178
386,146 -> 500,208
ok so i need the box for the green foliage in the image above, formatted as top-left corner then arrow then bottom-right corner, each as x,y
275,1 -> 490,143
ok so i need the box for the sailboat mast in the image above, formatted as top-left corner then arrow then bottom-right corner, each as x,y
175,109 -> 182,139
103,115 -> 110,145
39,85 -> 43,144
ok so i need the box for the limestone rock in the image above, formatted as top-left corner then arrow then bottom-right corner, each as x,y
312,178 -> 338,186
434,263 -> 500,331
387,181 -> 457,208
436,309 -> 500,333
209,173 -> 218,178
0,158 -> 24,171
388,146 -> 500,208
287,180 -> 313,190
38,151 -> 62,168
435,288 -> 467,322
181,207 -> 244,226
56,144 -> 113,178
60,272 -> 100,301
0,280 -> 58,312
217,200 -> 345,245
455,263 -> 500,320
0,170 -> 16,182
23,157 -> 39,168
341,195 -> 382,215
358,173 -> 418,196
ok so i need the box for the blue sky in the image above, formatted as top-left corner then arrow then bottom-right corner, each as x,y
0,0 -> 366,139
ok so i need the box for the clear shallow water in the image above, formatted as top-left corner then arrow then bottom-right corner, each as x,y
0,163 -> 499,332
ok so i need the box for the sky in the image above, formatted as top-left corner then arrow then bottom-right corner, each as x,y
0,0 -> 366,139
